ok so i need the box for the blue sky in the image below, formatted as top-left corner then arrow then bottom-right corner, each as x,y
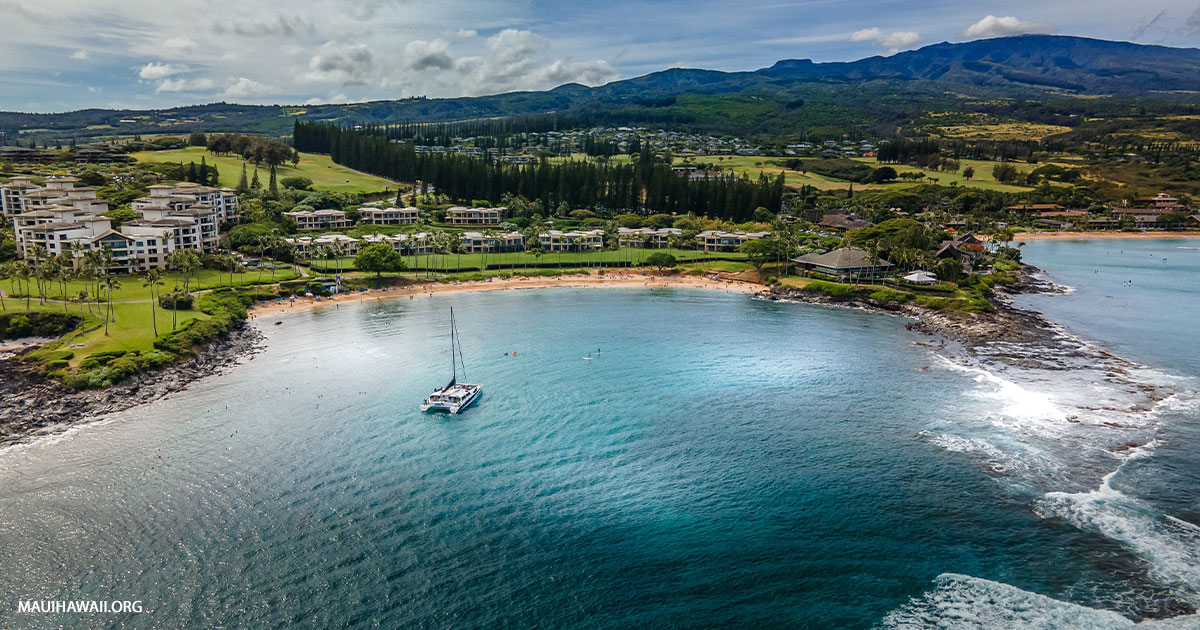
2,0 -> 1200,112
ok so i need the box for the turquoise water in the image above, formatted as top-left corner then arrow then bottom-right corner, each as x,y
0,247 -> 1197,627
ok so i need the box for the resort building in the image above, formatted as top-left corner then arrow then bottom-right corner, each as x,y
286,233 -> 361,259
539,230 -> 605,252
1133,193 -> 1182,211
698,230 -> 769,252
448,206 -> 507,225
459,231 -> 525,253
285,208 -> 352,231
1110,207 -> 1172,228
792,247 -> 894,280
360,206 -> 419,225
357,232 -> 435,256
7,176 -> 239,272
132,183 -> 240,224
0,176 -> 40,216
617,227 -> 682,249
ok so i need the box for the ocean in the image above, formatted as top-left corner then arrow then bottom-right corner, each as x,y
0,239 -> 1196,628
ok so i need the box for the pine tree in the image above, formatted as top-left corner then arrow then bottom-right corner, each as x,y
210,166 -> 219,187
186,161 -> 198,183
251,168 -> 261,190
237,163 -> 249,193
268,165 -> 278,197
200,156 -> 208,183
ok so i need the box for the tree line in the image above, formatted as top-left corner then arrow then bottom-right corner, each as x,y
293,121 -> 785,220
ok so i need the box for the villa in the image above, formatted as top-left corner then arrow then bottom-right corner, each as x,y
356,232 -> 436,256
285,209 -> 352,231
617,227 -> 682,249
286,233 -> 362,258
792,247 -> 894,280
460,231 -> 525,253
698,230 -> 769,252
448,206 -> 507,225
361,206 -> 419,225
539,230 -> 604,252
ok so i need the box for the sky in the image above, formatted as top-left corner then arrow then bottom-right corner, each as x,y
3,0 -> 1200,112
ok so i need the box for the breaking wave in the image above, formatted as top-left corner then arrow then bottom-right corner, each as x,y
881,574 -> 1200,629
913,319 -> 1200,625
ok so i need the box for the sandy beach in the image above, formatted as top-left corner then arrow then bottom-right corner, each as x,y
247,271 -> 763,319
1014,230 -> 1200,242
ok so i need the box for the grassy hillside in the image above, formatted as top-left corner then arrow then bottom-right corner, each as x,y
129,147 -> 398,194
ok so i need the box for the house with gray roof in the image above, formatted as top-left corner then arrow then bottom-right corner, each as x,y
791,247 -> 893,280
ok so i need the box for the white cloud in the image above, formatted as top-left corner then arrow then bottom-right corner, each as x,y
223,76 -> 271,98
138,62 -> 186,79
404,39 -> 454,71
161,36 -> 199,57
850,27 -> 921,54
156,77 -> 216,92
961,16 -> 1054,39
69,49 -> 89,60
534,59 -> 618,87
300,40 -> 373,85
455,29 -> 477,39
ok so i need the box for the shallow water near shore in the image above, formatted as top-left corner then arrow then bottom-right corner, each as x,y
0,243 -> 1197,628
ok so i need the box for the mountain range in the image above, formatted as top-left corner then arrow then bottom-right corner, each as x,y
5,35 -> 1200,142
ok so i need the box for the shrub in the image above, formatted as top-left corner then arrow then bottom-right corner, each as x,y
801,280 -> 869,299
869,289 -> 911,303
280,176 -> 313,190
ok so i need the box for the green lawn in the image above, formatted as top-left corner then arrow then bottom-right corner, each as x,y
129,146 -> 398,194
20,301 -> 208,367
670,154 -> 1037,193
308,248 -> 748,273
4,268 -> 298,303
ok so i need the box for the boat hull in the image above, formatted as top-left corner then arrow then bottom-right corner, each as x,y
421,385 -> 481,414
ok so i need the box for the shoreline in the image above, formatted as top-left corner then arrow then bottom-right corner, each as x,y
0,272 -> 760,449
245,271 -> 762,319
0,263 -> 1133,449
0,325 -> 264,450
1014,231 -> 1200,242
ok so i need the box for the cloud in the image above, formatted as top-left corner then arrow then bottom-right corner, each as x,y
300,41 -> 373,85
156,77 -> 216,92
404,39 -> 454,71
456,29 -> 477,39
534,59 -> 618,87
161,37 -> 199,57
138,62 -> 186,79
214,15 -> 316,38
960,16 -> 1054,39
0,0 -> 48,22
223,76 -> 271,98
69,49 -> 89,60
850,27 -> 921,53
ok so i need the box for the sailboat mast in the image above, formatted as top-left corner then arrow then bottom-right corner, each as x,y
450,307 -> 456,382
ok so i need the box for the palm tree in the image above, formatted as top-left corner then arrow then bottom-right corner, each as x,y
28,244 -> 48,303
12,261 -> 31,310
0,261 -> 10,311
142,269 -> 163,336
54,255 -> 72,313
318,245 -> 335,275
331,241 -> 345,276
102,276 -> 120,335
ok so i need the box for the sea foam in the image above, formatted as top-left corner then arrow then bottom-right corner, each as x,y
881,573 -> 1200,629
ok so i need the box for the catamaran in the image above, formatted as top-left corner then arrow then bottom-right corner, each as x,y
421,307 -> 482,414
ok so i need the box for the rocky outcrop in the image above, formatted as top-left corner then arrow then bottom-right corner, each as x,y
0,323 -> 263,448
765,264 -> 1075,364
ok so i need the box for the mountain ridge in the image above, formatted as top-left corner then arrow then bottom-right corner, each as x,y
6,35 -> 1200,140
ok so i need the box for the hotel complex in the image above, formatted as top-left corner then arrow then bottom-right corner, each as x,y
3,176 -> 239,273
